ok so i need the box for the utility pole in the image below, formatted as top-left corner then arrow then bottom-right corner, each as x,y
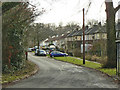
37,26 -> 40,50
83,8 -> 85,64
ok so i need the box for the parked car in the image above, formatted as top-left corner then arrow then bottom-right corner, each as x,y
45,50 -> 50,54
35,49 -> 46,56
50,51 -> 68,57
34,46 -> 38,51
35,49 -> 39,55
49,48 -> 55,54
28,48 -> 33,52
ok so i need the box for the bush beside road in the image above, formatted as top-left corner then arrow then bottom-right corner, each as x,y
2,60 -> 39,87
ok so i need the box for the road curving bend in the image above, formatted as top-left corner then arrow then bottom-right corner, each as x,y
7,52 -> 118,88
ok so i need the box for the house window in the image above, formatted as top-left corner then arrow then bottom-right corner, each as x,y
116,31 -> 120,39
75,36 -> 77,40
77,36 -> 81,40
92,36 -> 95,40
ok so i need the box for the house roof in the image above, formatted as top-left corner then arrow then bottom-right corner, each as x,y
57,33 -> 70,40
85,28 -> 90,35
45,32 -> 70,42
67,25 -> 108,37
67,30 -> 78,37
73,30 -> 83,36
87,25 -> 99,34
95,26 -> 106,33
86,25 -> 106,35
68,26 -> 89,37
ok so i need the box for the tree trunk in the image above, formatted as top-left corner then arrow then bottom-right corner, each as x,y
104,1 -> 116,68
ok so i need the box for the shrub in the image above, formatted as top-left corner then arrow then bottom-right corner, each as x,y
72,48 -> 81,57
90,55 -> 102,62
85,55 -> 91,60
91,55 -> 97,61
101,56 -> 108,68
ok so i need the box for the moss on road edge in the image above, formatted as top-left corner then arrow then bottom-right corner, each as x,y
2,60 -> 39,88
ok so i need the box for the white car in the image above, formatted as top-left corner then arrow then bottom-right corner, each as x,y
28,48 -> 33,52
35,49 -> 46,56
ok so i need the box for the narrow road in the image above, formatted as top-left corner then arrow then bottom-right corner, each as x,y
7,52 -> 118,88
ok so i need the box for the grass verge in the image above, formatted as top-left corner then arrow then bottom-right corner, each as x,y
54,57 -> 116,76
2,60 -> 38,85
47,54 -> 50,57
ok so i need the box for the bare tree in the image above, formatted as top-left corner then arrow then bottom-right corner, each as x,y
104,0 -> 120,68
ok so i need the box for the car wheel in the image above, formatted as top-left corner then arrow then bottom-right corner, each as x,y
52,56 -> 54,58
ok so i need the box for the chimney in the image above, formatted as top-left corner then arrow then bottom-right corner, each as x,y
76,26 -> 79,31
85,26 -> 89,30
98,22 -> 101,26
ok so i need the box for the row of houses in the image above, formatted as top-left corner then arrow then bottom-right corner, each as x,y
40,22 -> 120,56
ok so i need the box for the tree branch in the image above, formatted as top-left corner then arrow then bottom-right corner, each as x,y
26,2 -> 36,8
115,4 -> 120,13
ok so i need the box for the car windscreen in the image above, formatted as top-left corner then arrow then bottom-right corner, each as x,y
52,51 -> 62,54
40,50 -> 45,53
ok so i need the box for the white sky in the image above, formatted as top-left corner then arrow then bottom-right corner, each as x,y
29,0 -> 120,26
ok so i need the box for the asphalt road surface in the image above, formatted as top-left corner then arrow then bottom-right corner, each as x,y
7,52 -> 119,88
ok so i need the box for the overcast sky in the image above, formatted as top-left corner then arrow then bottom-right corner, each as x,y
29,0 -> 120,26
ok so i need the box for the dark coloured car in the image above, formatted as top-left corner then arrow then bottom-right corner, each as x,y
49,48 -> 55,54
50,51 -> 68,57
35,49 -> 46,56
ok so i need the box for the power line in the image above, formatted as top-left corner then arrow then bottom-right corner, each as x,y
85,1 -> 91,15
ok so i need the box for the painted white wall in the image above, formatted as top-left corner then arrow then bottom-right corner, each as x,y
81,44 -> 93,53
